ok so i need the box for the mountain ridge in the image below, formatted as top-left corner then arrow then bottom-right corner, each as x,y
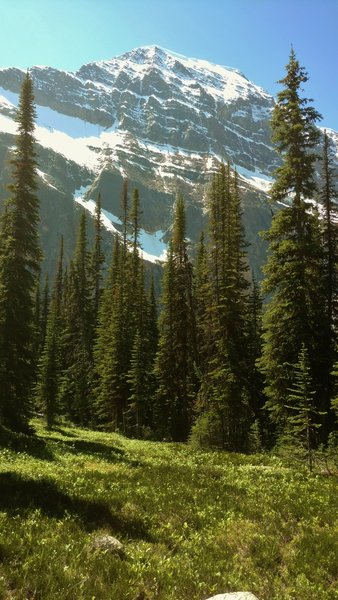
0,46 -> 336,275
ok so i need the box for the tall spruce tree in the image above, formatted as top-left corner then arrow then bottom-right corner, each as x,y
94,186 -> 146,434
94,237 -> 126,427
154,196 -> 197,441
35,237 -> 64,428
259,49 -> 326,435
0,73 -> 41,432
247,275 -> 270,445
40,274 -> 49,350
193,164 -> 251,451
321,131 -> 338,435
126,262 -> 151,437
89,194 -> 105,328
58,213 -> 93,424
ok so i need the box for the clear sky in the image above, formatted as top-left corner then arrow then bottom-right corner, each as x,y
0,0 -> 337,130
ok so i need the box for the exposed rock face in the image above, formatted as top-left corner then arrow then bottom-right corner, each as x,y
0,46 -> 336,276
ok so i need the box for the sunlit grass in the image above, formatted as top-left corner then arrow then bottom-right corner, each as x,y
0,420 -> 337,599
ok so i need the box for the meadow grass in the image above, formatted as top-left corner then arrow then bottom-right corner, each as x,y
0,421 -> 337,599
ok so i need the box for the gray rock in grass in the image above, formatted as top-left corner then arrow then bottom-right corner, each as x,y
205,594 -> 259,600
91,534 -> 125,557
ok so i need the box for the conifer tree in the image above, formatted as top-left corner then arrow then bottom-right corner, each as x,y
194,232 -> 210,362
121,178 -> 129,251
144,275 -> 159,428
54,235 -> 64,315
127,188 -> 142,331
331,361 -> 338,420
147,275 -> 159,366
126,262 -> 151,436
247,276 -> 263,407
284,344 -> 325,471
247,275 -> 268,443
259,49 -> 326,434
94,237 -> 125,427
33,279 -> 41,365
321,131 -> 338,435
154,197 -> 197,441
193,165 -> 251,450
40,274 -> 49,350
0,73 -> 41,432
35,237 -> 64,427
94,186 -> 145,433
58,213 -> 93,424
89,194 -> 105,328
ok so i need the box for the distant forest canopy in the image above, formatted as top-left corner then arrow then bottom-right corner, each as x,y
0,49 -> 337,466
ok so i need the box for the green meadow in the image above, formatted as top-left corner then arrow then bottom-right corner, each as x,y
0,422 -> 337,600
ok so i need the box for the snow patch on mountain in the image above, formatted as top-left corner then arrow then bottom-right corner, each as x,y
74,187 -> 167,264
75,196 -> 119,234
236,165 -> 273,192
0,86 -> 105,139
37,169 -> 58,190
0,113 -> 17,135
94,45 -> 271,106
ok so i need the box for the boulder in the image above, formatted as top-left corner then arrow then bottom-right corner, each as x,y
91,534 -> 125,557
205,594 -> 259,600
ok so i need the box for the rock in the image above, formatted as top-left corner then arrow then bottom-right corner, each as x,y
205,594 -> 259,600
91,534 -> 125,557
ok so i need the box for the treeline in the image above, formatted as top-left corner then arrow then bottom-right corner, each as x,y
0,51 -> 337,460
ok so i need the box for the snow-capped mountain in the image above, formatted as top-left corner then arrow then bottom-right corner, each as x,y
0,45 -> 336,275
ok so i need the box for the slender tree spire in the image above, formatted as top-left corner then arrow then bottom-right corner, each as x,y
154,196 -> 197,441
0,73 -> 41,432
90,194 -> 105,327
259,49 -> 326,435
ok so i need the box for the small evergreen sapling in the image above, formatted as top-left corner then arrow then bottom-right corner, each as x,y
284,344 -> 325,470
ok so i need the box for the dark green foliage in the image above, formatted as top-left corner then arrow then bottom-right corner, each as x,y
154,196 -> 197,441
35,237 -> 64,428
320,131 -> 338,435
35,273 -> 50,362
1,53 -> 336,453
321,131 -> 337,325
284,344 -> 325,471
58,213 -> 93,424
0,73 -> 41,432
259,49 -> 326,437
89,194 -> 105,328
194,231 -> 212,366
331,361 -> 338,420
94,237 -> 126,428
270,47 -> 321,204
247,275 -> 268,443
94,186 -> 154,436
36,303 -> 60,428
192,164 -> 252,451
126,262 -> 150,436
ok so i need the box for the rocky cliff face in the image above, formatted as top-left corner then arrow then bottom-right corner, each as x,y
0,45 -> 336,276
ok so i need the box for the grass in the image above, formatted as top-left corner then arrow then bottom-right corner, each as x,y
0,421 -> 337,599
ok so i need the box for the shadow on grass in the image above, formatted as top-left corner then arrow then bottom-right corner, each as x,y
46,436 -> 141,466
0,472 -> 151,540
48,426 -> 77,438
0,427 -> 54,461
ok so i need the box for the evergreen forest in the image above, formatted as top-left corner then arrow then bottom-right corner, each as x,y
0,51 -> 337,467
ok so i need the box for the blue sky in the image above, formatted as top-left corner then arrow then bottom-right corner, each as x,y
0,0 -> 337,129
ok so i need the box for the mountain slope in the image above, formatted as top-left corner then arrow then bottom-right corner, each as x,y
0,46 -> 336,276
